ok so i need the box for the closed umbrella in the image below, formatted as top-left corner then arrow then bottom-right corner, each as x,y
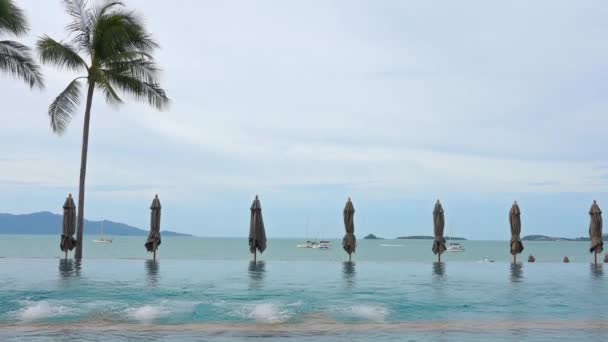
145,194 -> 161,261
249,195 -> 266,263
432,200 -> 446,262
60,194 -> 77,258
589,200 -> 603,265
342,197 -> 356,261
509,201 -> 524,262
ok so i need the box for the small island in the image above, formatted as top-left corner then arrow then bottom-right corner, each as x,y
522,235 -> 572,241
396,235 -> 466,240
523,234 -> 607,242
363,234 -> 383,239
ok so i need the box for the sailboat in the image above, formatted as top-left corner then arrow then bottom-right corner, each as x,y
93,220 -> 113,243
445,222 -> 464,252
296,217 -> 315,248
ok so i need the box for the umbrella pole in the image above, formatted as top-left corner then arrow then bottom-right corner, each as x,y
438,253 -> 441,263
513,254 -> 516,263
254,250 -> 257,263
349,253 -> 351,262
65,251 -> 68,260
153,240 -> 157,261
595,251 -> 597,266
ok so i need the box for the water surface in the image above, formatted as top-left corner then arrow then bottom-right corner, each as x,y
0,237 -> 606,341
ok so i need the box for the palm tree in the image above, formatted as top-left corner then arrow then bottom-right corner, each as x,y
38,0 -> 169,259
0,0 -> 43,87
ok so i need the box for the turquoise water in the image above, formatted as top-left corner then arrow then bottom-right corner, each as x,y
0,236 -> 607,341
0,235 -> 602,262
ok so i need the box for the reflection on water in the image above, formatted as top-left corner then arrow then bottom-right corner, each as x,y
58,258 -> 80,278
510,262 -> 524,283
590,263 -> 603,278
342,261 -> 356,288
432,262 -> 445,279
248,261 -> 266,289
145,260 -> 159,285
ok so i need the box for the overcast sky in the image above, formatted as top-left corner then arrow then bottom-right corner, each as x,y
1,0 -> 608,239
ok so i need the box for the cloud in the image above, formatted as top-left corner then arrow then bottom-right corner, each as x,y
1,0 -> 608,237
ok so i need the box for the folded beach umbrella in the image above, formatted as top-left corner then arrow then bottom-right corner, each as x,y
145,194 -> 162,261
342,197 -> 356,261
249,195 -> 266,263
432,200 -> 446,262
60,194 -> 77,258
589,200 -> 603,265
509,201 -> 524,262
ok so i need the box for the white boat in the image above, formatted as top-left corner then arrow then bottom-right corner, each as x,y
93,221 -> 113,243
446,242 -> 465,252
313,240 -> 331,249
445,223 -> 464,252
297,241 -> 316,248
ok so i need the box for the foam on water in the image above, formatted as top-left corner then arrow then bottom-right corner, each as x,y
343,304 -> 390,322
238,303 -> 291,324
17,301 -> 70,321
125,305 -> 168,323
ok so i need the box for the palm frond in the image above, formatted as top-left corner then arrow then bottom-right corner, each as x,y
93,9 -> 158,61
103,69 -> 169,110
37,36 -> 87,71
0,40 -> 44,88
62,0 -> 92,54
48,77 -> 82,134
95,71 -> 123,106
93,0 -> 124,21
104,57 -> 158,83
0,0 -> 28,36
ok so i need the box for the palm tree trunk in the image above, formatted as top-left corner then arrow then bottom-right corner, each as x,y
74,82 -> 95,260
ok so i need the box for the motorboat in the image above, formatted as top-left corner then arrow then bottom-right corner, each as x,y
297,241 -> 316,248
313,240 -> 331,249
446,242 -> 465,252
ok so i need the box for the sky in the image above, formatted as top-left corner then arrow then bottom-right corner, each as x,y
1,0 -> 608,239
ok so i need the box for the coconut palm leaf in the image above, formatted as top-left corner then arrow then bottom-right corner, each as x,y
48,78 -> 82,134
103,69 -> 168,109
92,1 -> 123,22
95,71 -> 123,106
104,57 -> 158,83
0,0 -> 27,36
93,10 -> 157,60
62,0 -> 92,54
0,0 -> 43,88
0,40 -> 43,88
37,36 -> 87,71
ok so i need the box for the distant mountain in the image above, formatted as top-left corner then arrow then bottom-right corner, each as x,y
363,234 -> 383,240
523,234 -> 608,242
397,235 -> 466,240
0,212 -> 192,237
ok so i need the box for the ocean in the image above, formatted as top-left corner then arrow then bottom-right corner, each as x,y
0,236 -> 606,341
